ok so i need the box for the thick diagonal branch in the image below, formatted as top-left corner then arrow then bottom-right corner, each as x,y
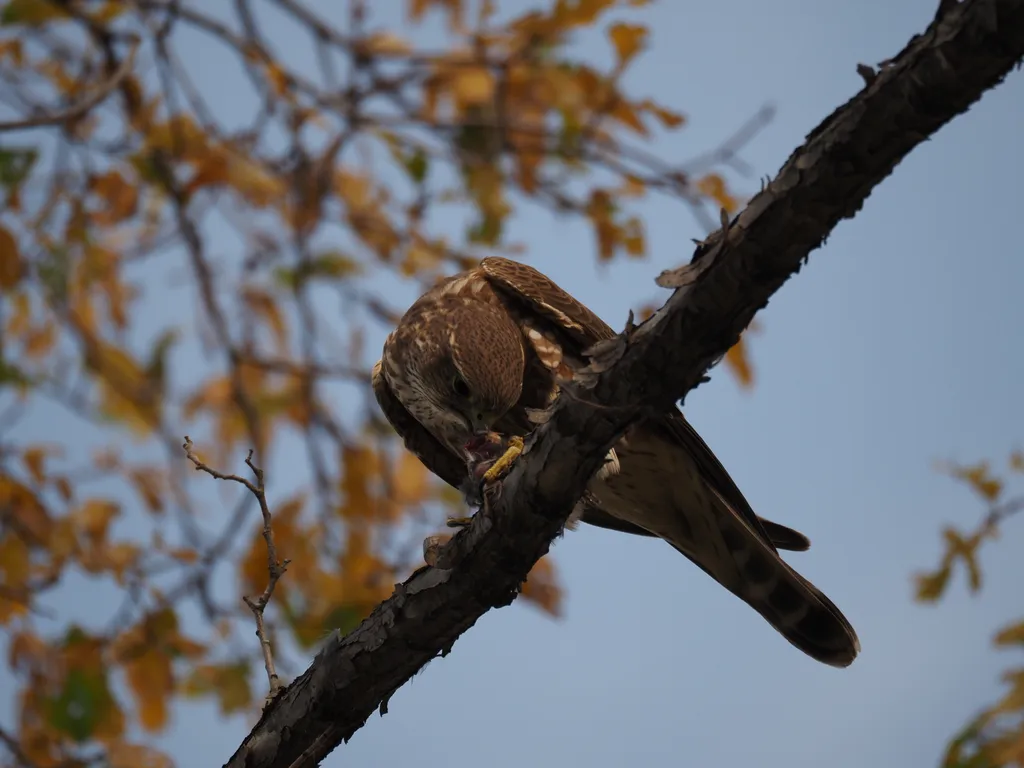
225,2 -> 1024,766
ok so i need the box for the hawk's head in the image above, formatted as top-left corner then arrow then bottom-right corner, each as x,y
383,297 -> 525,457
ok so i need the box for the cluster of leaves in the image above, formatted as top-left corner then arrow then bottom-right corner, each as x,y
0,0 -> 755,764
915,452 -> 1024,767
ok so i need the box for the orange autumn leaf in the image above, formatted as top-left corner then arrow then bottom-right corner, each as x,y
453,67 -> 495,107
339,445 -> 380,520
724,337 -> 754,389
21,445 -> 52,484
89,169 -> 139,225
942,460 -> 1004,503
392,450 -> 429,505
696,173 -> 739,213
0,474 -> 53,543
0,224 -> 23,290
72,498 -> 120,544
608,22 -> 647,68
0,534 -> 31,623
363,31 -> 413,55
113,609 -> 204,732
128,468 -> 164,513
182,662 -> 252,715
521,556 -> 563,617
107,742 -> 173,768
242,287 -> 288,351
240,494 -> 306,594
124,649 -> 173,731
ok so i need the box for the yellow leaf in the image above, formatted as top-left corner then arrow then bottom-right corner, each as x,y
945,461 -> 1003,503
724,339 -> 754,389
1011,450 -> 1024,473
393,450 -> 428,504
89,169 -> 139,225
129,468 -> 163,513
124,648 -> 172,731
105,542 -> 141,581
453,67 -> 495,106
73,498 -> 120,543
242,287 -> 288,351
107,743 -> 173,768
22,445 -> 49,484
696,173 -> 739,213
183,662 -> 252,715
914,565 -> 951,602
225,152 -> 286,207
521,556 -> 562,617
85,340 -> 161,435
641,98 -> 685,128
995,620 -> 1024,647
263,61 -> 291,98
622,216 -> 645,257
23,320 -> 56,358
167,547 -> 198,563
339,445 -> 379,519
0,224 -> 23,290
608,23 -> 647,68
611,101 -> 647,135
6,291 -> 30,336
0,474 -> 52,542
240,494 -> 304,594
364,31 -> 412,55
0,534 -> 30,623
1,0 -> 70,26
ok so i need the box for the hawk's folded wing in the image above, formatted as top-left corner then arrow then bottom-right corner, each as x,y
480,256 -> 810,553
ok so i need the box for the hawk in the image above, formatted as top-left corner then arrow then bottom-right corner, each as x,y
373,257 -> 859,667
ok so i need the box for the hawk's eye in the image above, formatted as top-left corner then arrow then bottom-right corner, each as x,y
451,375 -> 471,399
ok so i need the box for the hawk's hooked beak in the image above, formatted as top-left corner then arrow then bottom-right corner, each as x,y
466,412 -> 491,434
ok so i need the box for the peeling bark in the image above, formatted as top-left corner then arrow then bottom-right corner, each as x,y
225,2 -> 1024,766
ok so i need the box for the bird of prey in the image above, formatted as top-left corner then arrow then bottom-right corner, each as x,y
372,257 -> 860,667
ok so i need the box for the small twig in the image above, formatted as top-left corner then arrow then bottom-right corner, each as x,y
0,36 -> 140,133
182,436 -> 290,697
983,495 -> 1024,531
0,725 -> 35,768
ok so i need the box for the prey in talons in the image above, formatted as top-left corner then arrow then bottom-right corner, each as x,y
447,431 -> 524,528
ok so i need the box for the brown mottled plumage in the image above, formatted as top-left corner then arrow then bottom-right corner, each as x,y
373,257 -> 859,667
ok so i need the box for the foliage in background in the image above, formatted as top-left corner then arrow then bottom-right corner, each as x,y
0,0 -> 755,764
916,452 -> 1024,767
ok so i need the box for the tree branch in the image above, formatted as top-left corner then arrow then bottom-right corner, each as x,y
0,36 -> 140,133
225,1 -> 1024,766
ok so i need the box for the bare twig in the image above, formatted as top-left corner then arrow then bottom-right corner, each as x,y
0,725 -> 35,768
182,436 -> 290,696
0,36 -> 140,133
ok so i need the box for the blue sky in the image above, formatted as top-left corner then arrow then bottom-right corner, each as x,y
4,1 -> 1024,766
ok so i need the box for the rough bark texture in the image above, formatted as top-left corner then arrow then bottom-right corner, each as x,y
225,2 -> 1024,766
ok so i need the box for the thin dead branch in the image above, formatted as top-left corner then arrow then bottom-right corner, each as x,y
182,436 -> 289,696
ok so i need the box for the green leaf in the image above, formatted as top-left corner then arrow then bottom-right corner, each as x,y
0,147 -> 38,188
0,357 -> 32,387
468,213 -> 503,245
1,0 -> 68,26
404,148 -> 429,184
145,329 -> 179,390
0,147 -> 37,189
322,603 -> 369,635
273,251 -> 362,289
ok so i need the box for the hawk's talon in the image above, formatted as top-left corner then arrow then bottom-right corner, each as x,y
482,435 -> 524,484
446,515 -> 475,528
